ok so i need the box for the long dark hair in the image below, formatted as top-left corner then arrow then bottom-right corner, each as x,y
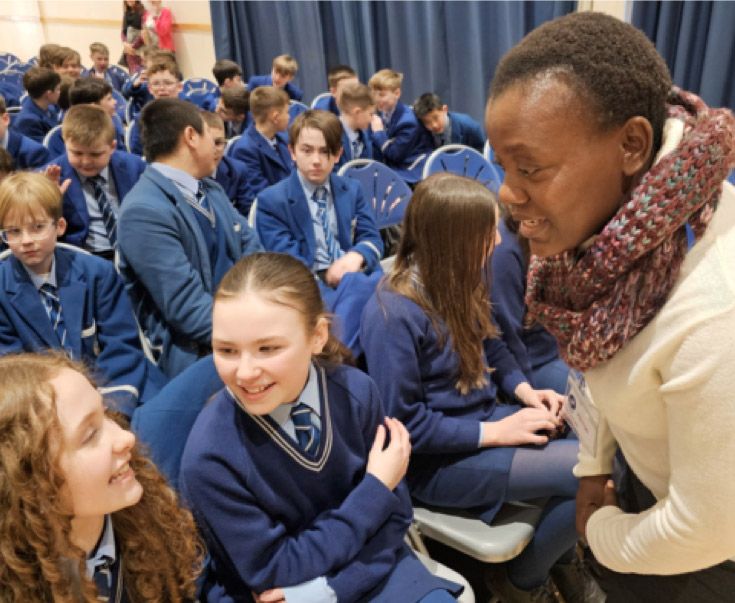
389,173 -> 499,393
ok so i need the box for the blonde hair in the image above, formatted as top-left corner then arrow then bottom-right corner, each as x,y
89,42 -> 109,57
0,172 -> 62,226
272,54 -> 298,76
369,68 -> 403,91
388,173 -> 499,394
216,253 -> 353,366
249,86 -> 289,123
0,353 -> 204,602
337,82 -> 375,112
62,104 -> 116,146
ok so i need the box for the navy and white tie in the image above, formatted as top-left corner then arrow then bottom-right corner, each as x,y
312,186 -> 343,263
291,402 -> 321,454
351,137 -> 362,159
39,283 -> 69,352
93,557 -> 112,601
196,181 -> 210,212
89,176 -> 117,247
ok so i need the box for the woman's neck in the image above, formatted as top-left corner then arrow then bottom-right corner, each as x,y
70,515 -> 105,554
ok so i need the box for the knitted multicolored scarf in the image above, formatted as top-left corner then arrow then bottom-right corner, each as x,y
526,88 -> 735,371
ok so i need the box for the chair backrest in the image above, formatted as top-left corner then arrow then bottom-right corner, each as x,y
111,89 -> 127,124
0,241 -> 90,262
14,61 -> 34,74
0,70 -> 24,91
483,140 -> 505,183
224,134 -> 241,157
423,144 -> 502,194
182,77 -> 218,96
338,159 -> 412,229
0,53 -> 20,71
288,99 -> 309,124
310,91 -> 331,109
42,124 -> 63,150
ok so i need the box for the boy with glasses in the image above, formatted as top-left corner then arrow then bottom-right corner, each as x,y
127,61 -> 184,155
0,171 -> 165,417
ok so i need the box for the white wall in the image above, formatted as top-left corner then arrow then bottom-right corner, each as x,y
0,0 -> 216,79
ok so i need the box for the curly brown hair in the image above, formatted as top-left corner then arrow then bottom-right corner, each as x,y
0,353 -> 204,602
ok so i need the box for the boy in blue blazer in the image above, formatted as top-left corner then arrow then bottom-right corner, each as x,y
117,99 -> 262,378
336,81 -> 378,169
368,69 -> 433,183
202,111 -> 251,217
247,53 -> 303,101
127,62 -> 184,155
313,64 -> 358,116
230,86 -> 292,211
48,105 -> 145,258
414,92 -> 485,153
256,110 -> 383,355
202,58 -> 244,112
11,67 -> 61,143
0,171 -> 166,417
83,42 -> 128,92
0,96 -> 50,169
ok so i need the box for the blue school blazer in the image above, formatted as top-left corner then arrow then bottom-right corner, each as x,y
214,155 -> 251,217
313,94 -> 339,115
447,111 -> 486,152
117,166 -> 262,377
49,150 -> 146,249
371,102 -> 432,170
256,170 -> 383,273
230,123 -> 292,210
0,247 -> 163,416
336,127 -> 377,169
6,129 -> 50,169
11,96 -> 58,143
81,68 -> 128,92
246,74 -> 303,101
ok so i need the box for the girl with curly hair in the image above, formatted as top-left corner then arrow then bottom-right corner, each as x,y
0,352 -> 203,602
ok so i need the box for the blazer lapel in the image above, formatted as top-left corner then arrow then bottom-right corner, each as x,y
287,174 -> 316,258
55,250 -> 84,358
6,257 -> 61,348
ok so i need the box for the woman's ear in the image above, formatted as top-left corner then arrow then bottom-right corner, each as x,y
620,116 -> 654,176
311,316 -> 330,355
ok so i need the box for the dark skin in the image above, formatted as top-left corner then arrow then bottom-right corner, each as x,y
486,77 -> 656,539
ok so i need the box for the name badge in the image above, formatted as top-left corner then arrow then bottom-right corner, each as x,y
561,369 -> 600,455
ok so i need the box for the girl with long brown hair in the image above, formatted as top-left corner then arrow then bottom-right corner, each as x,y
362,173 -> 599,602
0,352 -> 203,602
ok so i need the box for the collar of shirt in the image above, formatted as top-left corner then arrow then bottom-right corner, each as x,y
23,254 -> 57,290
80,166 -> 110,186
269,363 -> 321,433
444,114 -> 453,141
297,170 -> 331,203
151,162 -> 199,199
85,515 -> 116,579
339,117 -> 359,144
381,108 -> 394,124
1,128 -> 8,150
257,129 -> 278,149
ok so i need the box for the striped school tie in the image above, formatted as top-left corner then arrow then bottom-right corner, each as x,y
351,136 -> 362,159
39,283 -> 69,352
312,186 -> 343,263
290,402 -> 320,454
89,176 -> 117,247
93,557 -> 112,601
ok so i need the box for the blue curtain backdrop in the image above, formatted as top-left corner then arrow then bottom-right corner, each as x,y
209,1 -> 575,123
632,1 -> 735,111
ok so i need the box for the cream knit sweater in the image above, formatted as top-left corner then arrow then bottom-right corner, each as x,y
576,179 -> 735,575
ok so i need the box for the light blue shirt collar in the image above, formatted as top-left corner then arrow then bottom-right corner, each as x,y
339,117 -> 359,144
269,363 -> 321,439
85,515 -> 116,578
297,170 -> 331,202
151,162 -> 199,198
23,254 -> 57,290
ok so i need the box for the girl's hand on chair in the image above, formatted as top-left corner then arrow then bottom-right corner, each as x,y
367,417 -> 411,490
481,407 -> 558,447
514,382 -> 565,422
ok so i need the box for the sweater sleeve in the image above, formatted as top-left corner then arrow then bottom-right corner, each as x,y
361,293 -> 483,454
586,310 -> 735,573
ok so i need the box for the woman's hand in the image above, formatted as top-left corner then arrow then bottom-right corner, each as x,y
367,417 -> 411,490
481,407 -> 558,446
514,382 -> 565,419
576,474 -> 616,538
253,588 -> 285,603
